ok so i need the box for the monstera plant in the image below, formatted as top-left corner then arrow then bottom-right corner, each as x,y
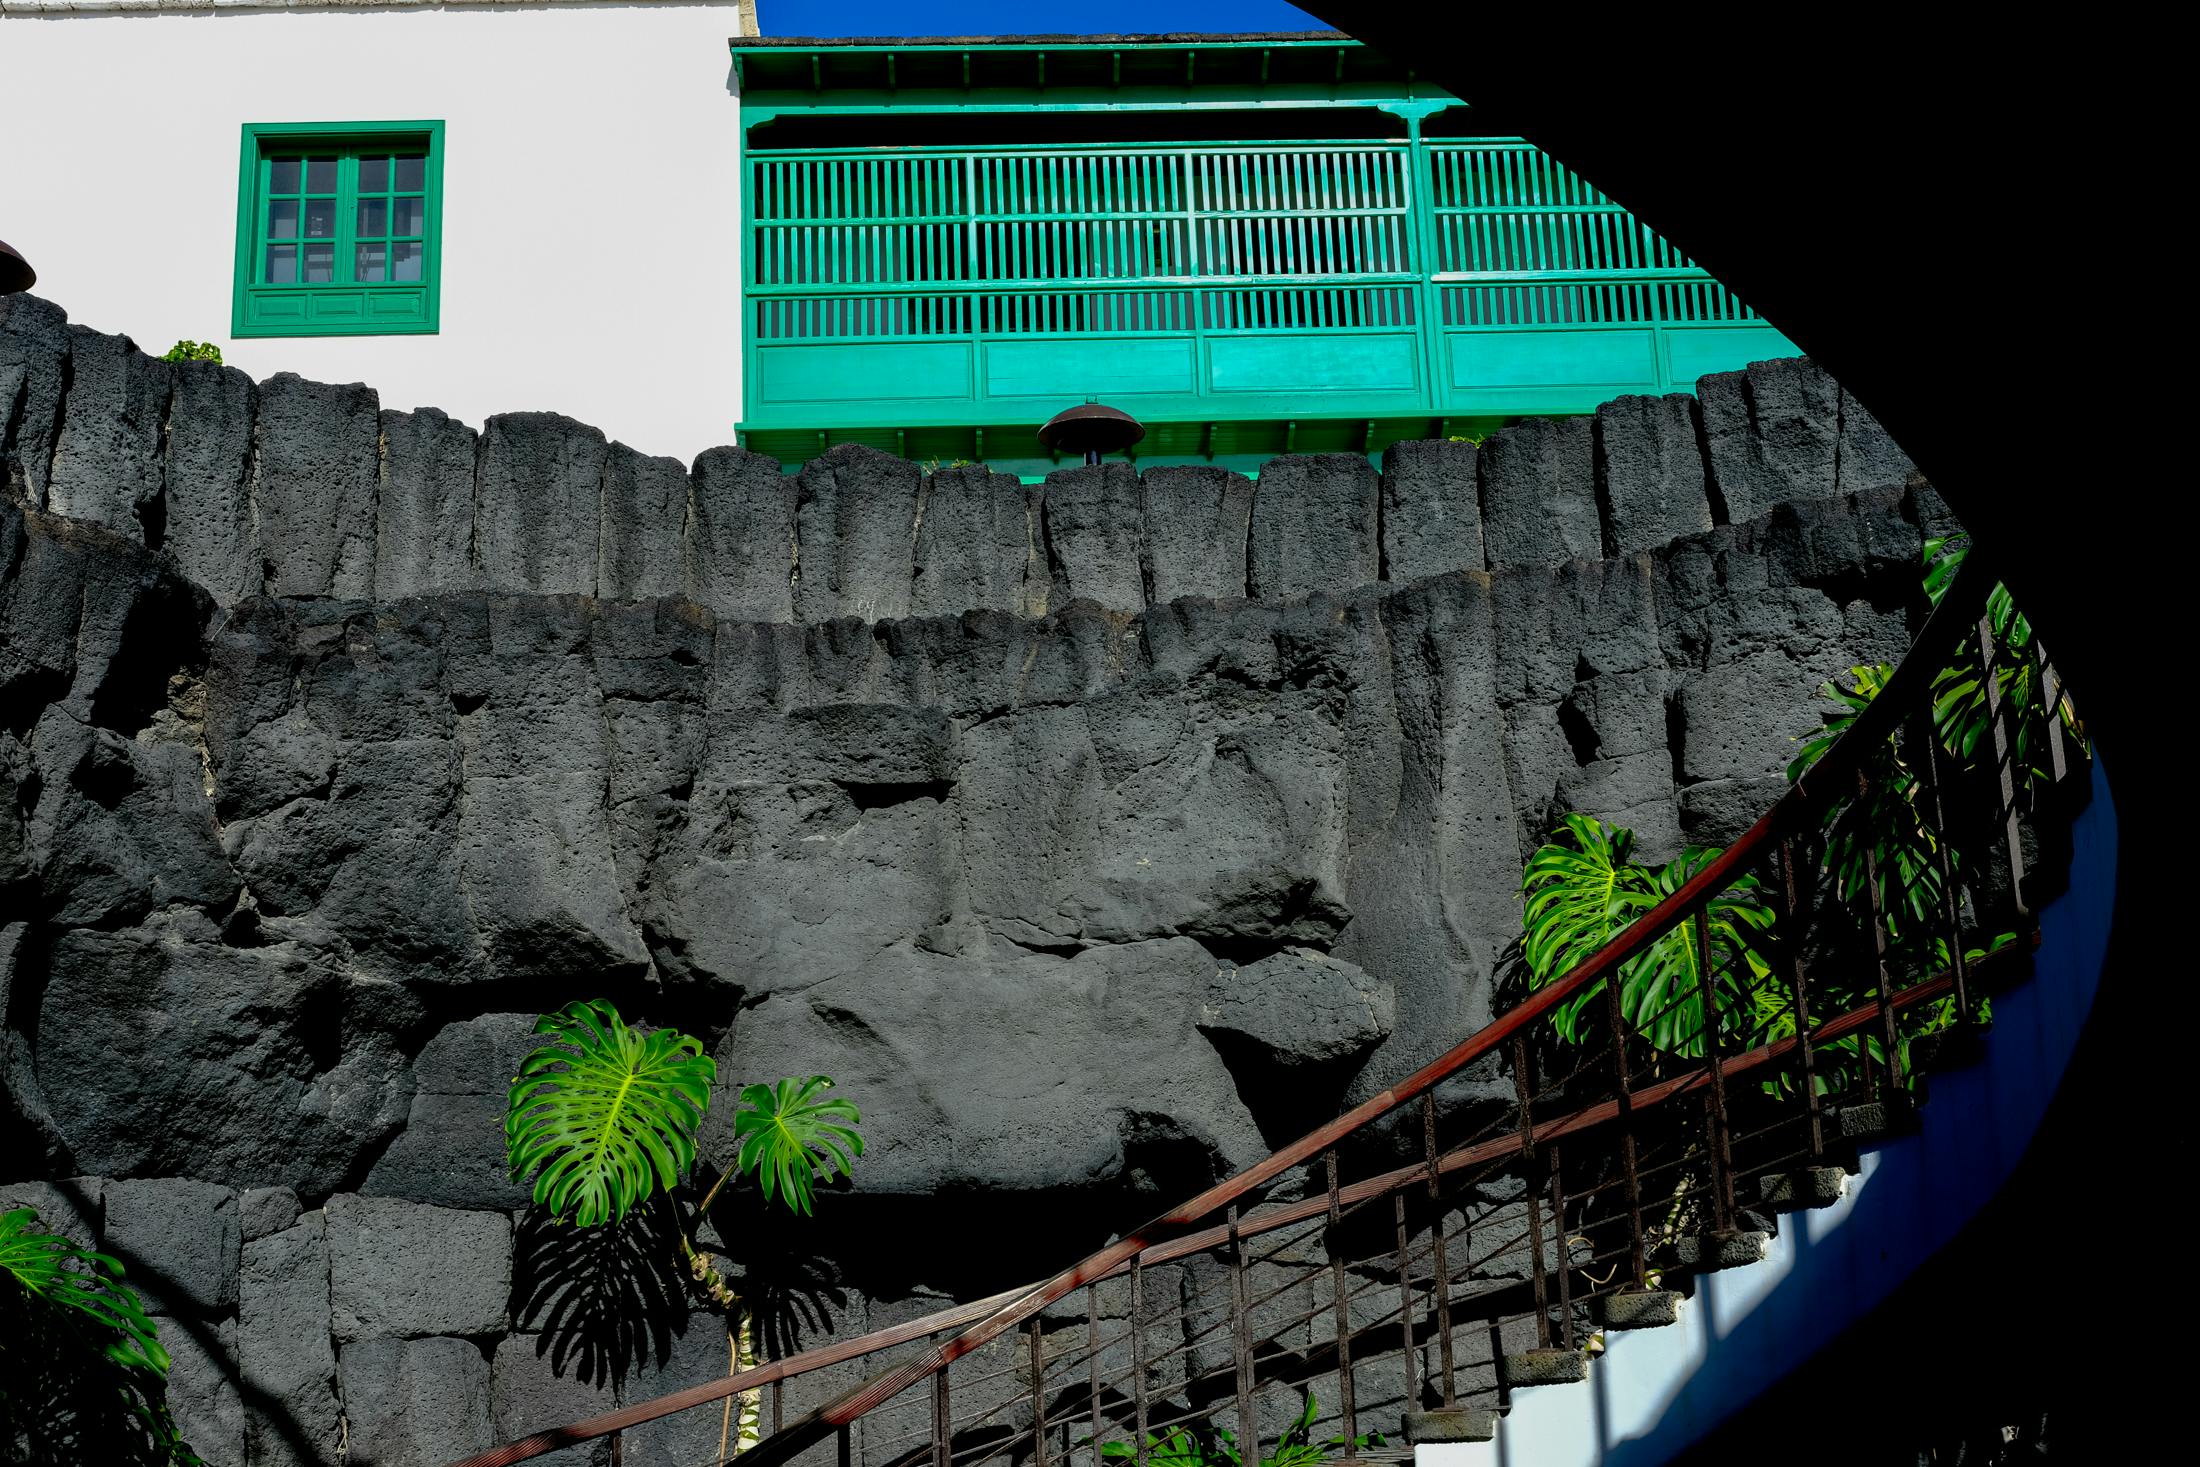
505,999 -> 865,1455
1519,813 -> 1776,1058
0,1208 -> 198,1465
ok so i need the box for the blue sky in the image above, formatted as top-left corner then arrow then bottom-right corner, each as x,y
755,2 -> 1328,37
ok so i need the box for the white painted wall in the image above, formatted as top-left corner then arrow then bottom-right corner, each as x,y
0,2 -> 748,463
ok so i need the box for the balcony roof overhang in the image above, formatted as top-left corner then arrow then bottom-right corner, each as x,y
728,33 -> 1451,118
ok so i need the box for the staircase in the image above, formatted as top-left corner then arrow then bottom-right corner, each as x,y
457,557 -> 2103,1467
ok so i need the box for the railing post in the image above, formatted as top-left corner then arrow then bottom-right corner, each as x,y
1858,769 -> 1906,1098
838,1426 -> 852,1467
1029,1315 -> 1050,1467
1325,1150 -> 1358,1441
1549,1142 -> 1574,1351
772,1379 -> 783,1435
2037,648 -> 2072,784
1778,839 -> 1826,1163
1129,1255 -> 1148,1467
1229,1204 -> 1257,1462
1978,610 -> 2030,917
1917,719 -> 1973,1025
1421,1094 -> 1455,1402
1513,1033 -> 1551,1348
1391,1191 -> 1421,1406
1087,1288 -> 1102,1467
1601,964 -> 1648,1290
1692,908 -> 1736,1235
932,1364 -> 950,1467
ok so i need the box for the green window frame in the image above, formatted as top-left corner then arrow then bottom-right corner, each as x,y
232,120 -> 445,337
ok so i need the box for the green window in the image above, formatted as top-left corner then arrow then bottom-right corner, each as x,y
232,121 -> 444,337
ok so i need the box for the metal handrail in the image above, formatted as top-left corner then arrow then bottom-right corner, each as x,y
458,559 -> 2010,1467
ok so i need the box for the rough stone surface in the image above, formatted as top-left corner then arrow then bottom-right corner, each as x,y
688,444 -> 795,621
1200,949 -> 1393,1070
327,1194 -> 512,1341
1043,460 -> 1146,611
1505,1347 -> 1590,1386
1837,386 -> 1922,496
0,314 -> 1953,1460
1405,1407 -> 1498,1443
1758,1166 -> 1848,1212
239,1211 -> 342,1467
241,1185 -> 302,1241
101,1175 -> 240,1316
795,443 -> 919,621
477,412 -> 609,596
913,462 -> 1045,616
493,1334 -> 617,1467
1379,437 -> 1483,579
376,406 -> 479,599
1597,394 -> 1712,553
166,358 -> 261,604
1698,356 -> 1839,522
366,1012 -> 540,1210
252,373 -> 381,598
1247,453 -> 1379,598
47,326 -> 169,540
165,1317 -> 247,1467
338,1335 -> 494,1467
599,440 -> 691,603
1,293 -> 72,505
1670,1229 -> 1771,1273
1599,1289 -> 1683,1329
1480,416 -> 1599,567
0,1176 -> 101,1242
1143,464 -> 1254,602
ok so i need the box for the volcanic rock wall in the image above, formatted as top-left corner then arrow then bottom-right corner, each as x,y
1,293 -> 1944,1465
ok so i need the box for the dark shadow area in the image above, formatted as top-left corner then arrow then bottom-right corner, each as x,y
4,1176 -> 332,1467
509,1193 -> 690,1391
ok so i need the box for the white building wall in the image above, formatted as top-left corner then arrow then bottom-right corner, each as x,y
0,1 -> 748,463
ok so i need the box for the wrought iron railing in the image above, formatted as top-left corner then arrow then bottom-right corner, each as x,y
461,553 -> 2087,1467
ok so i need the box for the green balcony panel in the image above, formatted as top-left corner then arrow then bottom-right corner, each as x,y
731,37 -> 1800,473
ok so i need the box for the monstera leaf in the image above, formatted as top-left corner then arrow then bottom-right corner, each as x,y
506,1000 -> 717,1228
1521,814 -> 1774,1056
732,1077 -> 865,1216
0,1207 -> 169,1376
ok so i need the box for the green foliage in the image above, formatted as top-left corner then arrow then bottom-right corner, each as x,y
506,1000 -> 717,1228
506,999 -> 868,1232
159,340 -> 222,364
0,1209 -> 200,1466
1,1208 -> 169,1375
1786,663 -> 1946,942
1096,1394 -> 1382,1467
731,1077 -> 865,1216
1921,535 -> 2079,790
1520,814 -> 1774,1056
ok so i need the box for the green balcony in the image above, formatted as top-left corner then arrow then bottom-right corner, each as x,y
732,37 -> 1799,475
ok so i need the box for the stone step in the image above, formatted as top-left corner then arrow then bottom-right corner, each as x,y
1403,1407 -> 1499,1444
1756,1166 -> 1848,1213
1504,1348 -> 1590,1387
1830,1096 -> 1919,1143
1668,1229 -> 1770,1274
1597,1289 -> 1684,1329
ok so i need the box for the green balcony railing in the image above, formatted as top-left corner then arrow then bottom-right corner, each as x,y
738,136 -> 1798,468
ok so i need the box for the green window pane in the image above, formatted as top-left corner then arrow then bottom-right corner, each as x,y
305,158 -> 338,193
392,241 -> 423,282
303,199 -> 336,238
392,197 -> 424,237
267,199 -> 299,240
359,156 -> 390,192
269,158 -> 301,194
393,155 -> 426,192
302,243 -> 335,283
356,242 -> 387,282
357,198 -> 387,238
265,244 -> 297,283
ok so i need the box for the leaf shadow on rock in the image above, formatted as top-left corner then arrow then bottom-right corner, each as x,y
509,1195 -> 690,1391
702,1190 -> 853,1360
